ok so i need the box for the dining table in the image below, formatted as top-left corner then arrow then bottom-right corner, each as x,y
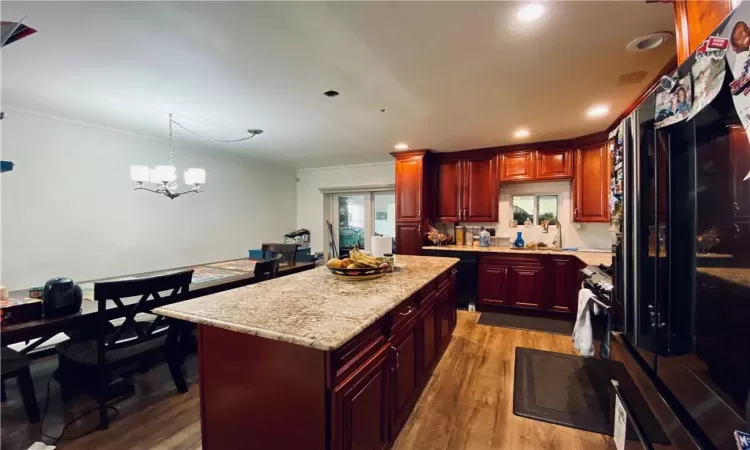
1,258 -> 316,351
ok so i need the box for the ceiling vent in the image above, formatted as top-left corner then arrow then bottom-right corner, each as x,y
626,32 -> 672,52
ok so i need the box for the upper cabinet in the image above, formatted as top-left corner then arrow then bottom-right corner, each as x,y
437,160 -> 461,222
573,143 -> 610,222
499,151 -> 535,182
674,0 -> 733,64
394,152 -> 433,223
436,156 -> 498,222
535,149 -> 574,180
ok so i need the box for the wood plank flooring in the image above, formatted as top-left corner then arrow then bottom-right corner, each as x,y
2,311 -> 613,449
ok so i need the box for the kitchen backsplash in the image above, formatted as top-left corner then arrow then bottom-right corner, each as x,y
435,180 -> 614,250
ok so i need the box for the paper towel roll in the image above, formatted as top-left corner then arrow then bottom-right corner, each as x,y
371,236 -> 392,257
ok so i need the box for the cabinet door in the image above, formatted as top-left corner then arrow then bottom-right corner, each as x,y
510,265 -> 544,309
390,320 -> 419,437
420,295 -> 438,375
331,345 -> 390,450
574,143 -> 610,222
395,156 -> 423,222
477,264 -> 510,306
463,157 -> 499,222
449,268 -> 458,332
395,223 -> 422,256
536,149 -> 573,180
674,0 -> 732,64
437,287 -> 453,351
499,151 -> 535,182
547,257 -> 578,313
437,160 -> 462,222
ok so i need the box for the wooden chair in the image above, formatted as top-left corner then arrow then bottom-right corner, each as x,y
261,243 -> 298,264
254,254 -> 283,281
55,269 -> 193,430
1,347 -> 40,423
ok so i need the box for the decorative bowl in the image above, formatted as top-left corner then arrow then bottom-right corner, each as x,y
327,265 -> 388,281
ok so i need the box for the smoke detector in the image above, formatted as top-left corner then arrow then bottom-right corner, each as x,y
626,32 -> 672,52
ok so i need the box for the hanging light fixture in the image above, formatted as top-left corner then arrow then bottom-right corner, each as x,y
130,114 -> 262,199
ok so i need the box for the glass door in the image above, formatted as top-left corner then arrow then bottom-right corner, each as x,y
334,194 -> 367,258
373,192 -> 396,254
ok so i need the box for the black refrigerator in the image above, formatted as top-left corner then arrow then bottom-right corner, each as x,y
612,53 -> 750,448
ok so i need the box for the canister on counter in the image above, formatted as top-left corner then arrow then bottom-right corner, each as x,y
464,227 -> 475,246
455,226 -> 465,247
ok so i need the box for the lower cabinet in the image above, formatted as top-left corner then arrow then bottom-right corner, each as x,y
331,345 -> 390,450
510,264 -> 544,309
390,317 -> 420,438
477,254 -> 579,315
478,264 -> 510,305
395,222 -> 423,255
331,268 -> 458,450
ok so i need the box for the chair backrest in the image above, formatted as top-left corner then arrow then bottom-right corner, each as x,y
93,269 -> 193,349
261,243 -> 298,263
253,254 -> 282,282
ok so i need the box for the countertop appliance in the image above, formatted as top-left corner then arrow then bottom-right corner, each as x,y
42,278 -> 82,318
610,14 -> 749,447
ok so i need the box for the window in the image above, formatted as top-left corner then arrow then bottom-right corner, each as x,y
328,190 -> 395,258
511,195 -> 559,226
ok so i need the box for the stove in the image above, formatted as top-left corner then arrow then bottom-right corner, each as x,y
580,264 -> 613,306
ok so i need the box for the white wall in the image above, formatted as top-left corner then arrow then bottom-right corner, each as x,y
1,109 -> 297,290
296,162 -> 394,252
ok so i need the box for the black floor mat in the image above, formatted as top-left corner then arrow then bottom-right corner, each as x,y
478,312 -> 574,335
513,348 -> 669,444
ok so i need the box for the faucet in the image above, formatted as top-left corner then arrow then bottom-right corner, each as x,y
542,219 -> 562,249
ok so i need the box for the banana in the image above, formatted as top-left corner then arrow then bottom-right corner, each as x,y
351,250 -> 378,268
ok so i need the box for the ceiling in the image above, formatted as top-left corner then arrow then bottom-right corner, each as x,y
2,1 -> 675,168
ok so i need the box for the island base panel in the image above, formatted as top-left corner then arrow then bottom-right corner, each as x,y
197,324 -> 327,450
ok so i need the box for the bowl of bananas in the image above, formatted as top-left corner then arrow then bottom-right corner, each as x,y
326,249 -> 391,280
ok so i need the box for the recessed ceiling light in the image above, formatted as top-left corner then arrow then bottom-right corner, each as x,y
513,129 -> 531,139
517,4 -> 545,22
586,104 -> 610,118
323,90 -> 340,97
394,143 -> 409,150
625,32 -> 672,53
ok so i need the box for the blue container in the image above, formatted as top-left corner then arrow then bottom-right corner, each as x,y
249,247 -> 313,261
249,249 -> 264,259
513,231 -> 525,248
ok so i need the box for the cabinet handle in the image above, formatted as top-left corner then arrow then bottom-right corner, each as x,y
574,208 -> 579,218
417,224 -> 421,235
399,306 -> 414,316
391,345 -> 400,370
451,268 -> 458,276
418,208 -> 421,218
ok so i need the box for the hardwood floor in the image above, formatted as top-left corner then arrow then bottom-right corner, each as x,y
2,311 -> 613,449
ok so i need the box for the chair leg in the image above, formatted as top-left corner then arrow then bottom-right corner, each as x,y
166,321 -> 188,394
1,379 -> 7,402
16,368 -> 40,423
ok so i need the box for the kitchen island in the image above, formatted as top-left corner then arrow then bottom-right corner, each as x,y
154,255 -> 459,450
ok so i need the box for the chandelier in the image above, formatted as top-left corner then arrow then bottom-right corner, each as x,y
129,114 -> 263,199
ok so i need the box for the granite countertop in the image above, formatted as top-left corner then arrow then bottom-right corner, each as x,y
154,255 -> 458,352
697,267 -> 750,288
422,245 -> 612,266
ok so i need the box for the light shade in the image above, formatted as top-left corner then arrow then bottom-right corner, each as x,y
517,4 -> 545,22
152,165 -> 177,183
130,165 -> 150,182
184,168 -> 206,185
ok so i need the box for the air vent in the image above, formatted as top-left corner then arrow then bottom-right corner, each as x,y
618,71 -> 649,85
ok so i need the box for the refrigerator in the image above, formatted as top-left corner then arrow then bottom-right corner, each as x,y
612,42 -> 750,449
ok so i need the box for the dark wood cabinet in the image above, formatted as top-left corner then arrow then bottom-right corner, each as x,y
395,155 -> 424,222
437,286 -> 452,352
574,143 -> 610,222
674,0 -> 733,65
509,265 -> 544,309
437,157 -> 498,222
499,151 -> 535,182
729,127 -> 750,221
463,157 -> 498,222
331,345 -> 390,450
389,317 -> 420,437
437,160 -> 461,222
478,264 -> 510,306
419,291 -> 438,374
547,257 -> 580,313
536,149 -> 573,180
395,223 -> 422,256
